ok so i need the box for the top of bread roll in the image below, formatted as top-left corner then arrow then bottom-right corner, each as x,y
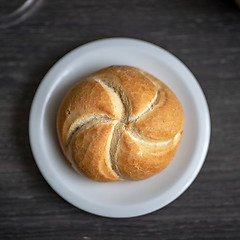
57,65 -> 184,182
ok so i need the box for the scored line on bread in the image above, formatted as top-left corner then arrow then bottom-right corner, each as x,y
57,66 -> 184,182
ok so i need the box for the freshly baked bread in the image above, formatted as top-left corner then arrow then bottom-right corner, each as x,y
57,66 -> 184,182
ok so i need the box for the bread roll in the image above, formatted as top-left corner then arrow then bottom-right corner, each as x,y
57,66 -> 184,182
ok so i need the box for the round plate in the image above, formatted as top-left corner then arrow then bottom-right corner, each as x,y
29,38 -> 210,218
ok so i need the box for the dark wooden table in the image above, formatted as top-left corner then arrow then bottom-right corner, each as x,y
1,0 -> 240,239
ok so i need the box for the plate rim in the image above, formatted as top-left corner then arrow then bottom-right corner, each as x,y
29,37 -> 211,218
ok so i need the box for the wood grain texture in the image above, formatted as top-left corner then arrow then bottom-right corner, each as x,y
0,0 -> 240,239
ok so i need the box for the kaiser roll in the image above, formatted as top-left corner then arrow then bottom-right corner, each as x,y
57,65 -> 184,182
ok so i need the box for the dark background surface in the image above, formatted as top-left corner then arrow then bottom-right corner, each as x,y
0,0 -> 240,239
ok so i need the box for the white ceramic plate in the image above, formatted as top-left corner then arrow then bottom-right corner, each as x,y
29,38 -> 210,218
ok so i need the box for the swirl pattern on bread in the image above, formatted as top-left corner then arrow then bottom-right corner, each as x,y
57,66 -> 184,182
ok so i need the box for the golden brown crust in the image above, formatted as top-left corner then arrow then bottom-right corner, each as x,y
57,65 -> 184,182
71,122 -> 120,182
57,80 -> 121,150
116,128 -> 182,180
91,66 -> 158,120
133,82 -> 184,140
